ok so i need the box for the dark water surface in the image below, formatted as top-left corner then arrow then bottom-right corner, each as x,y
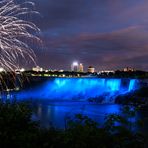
31,101 -> 124,128
30,101 -> 148,140
30,100 -> 148,145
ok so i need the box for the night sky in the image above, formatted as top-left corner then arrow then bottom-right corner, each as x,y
26,0 -> 148,71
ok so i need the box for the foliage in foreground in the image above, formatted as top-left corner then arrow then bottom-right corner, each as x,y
0,101 -> 146,148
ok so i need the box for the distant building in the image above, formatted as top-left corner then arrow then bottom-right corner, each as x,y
79,63 -> 84,72
88,66 -> 95,73
59,70 -> 64,72
123,67 -> 134,72
98,70 -> 114,74
71,62 -> 79,72
15,68 -> 25,73
32,66 -> 43,72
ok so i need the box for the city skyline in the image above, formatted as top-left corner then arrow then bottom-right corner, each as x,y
31,63 -> 135,73
18,0 -> 148,70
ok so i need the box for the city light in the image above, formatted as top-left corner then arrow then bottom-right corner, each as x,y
72,62 -> 78,66
0,68 -> 4,72
20,68 -> 25,72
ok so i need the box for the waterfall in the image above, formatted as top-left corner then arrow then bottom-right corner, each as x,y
128,79 -> 137,92
12,78 -> 139,103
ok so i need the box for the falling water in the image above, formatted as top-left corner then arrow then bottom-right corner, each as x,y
128,79 -> 137,92
11,78 -> 139,103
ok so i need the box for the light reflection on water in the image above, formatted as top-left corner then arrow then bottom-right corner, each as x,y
1,78 -> 141,129
31,101 -> 122,129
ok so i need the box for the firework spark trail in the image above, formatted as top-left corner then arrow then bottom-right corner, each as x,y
0,0 -> 41,71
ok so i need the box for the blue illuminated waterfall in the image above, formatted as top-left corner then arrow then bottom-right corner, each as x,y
12,78 -> 139,102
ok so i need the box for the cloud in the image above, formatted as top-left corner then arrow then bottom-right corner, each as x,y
28,0 -> 94,30
39,25 -> 148,70
15,0 -> 148,70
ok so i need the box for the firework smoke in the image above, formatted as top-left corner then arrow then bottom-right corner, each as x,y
0,0 -> 41,71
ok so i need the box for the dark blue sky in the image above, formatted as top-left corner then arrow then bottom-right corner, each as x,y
26,0 -> 148,70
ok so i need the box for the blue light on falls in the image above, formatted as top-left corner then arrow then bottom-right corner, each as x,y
12,78 -> 139,103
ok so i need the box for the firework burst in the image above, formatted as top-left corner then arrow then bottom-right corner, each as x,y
0,0 -> 41,71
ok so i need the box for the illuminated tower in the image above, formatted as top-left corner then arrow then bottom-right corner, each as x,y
71,62 -> 79,72
79,63 -> 84,72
